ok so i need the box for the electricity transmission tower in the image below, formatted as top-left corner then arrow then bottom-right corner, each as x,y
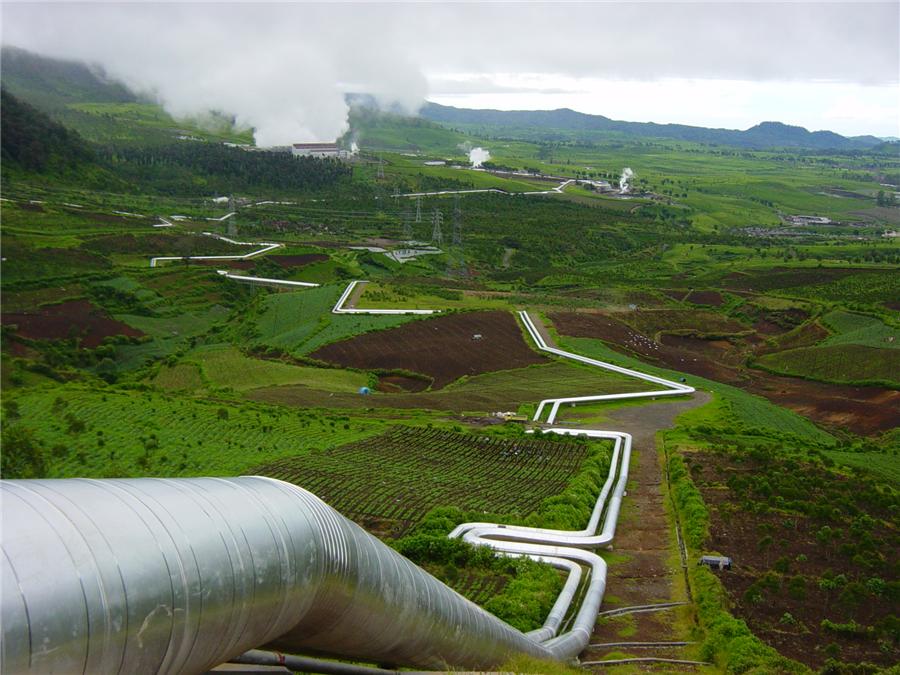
376,156 -> 385,180
431,208 -> 443,246
402,210 -> 413,240
415,196 -> 422,223
452,194 -> 462,246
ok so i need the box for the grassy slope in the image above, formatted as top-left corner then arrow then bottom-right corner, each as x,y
756,310 -> 900,387
9,384 -> 385,478
250,285 -> 419,355
558,335 -> 834,444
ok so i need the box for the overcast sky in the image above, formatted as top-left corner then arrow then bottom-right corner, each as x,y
3,2 -> 898,143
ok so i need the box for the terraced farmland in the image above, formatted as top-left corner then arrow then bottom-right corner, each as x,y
253,426 -> 596,537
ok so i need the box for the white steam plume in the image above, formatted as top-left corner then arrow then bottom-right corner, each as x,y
469,147 -> 491,168
1,4 -> 428,146
619,167 -> 634,193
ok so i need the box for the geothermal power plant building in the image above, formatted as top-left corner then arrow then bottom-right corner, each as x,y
291,142 -> 347,158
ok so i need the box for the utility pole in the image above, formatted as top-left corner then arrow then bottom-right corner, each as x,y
452,194 -> 462,246
431,208 -> 443,247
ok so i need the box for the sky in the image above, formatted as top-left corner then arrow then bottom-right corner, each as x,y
2,2 -> 898,144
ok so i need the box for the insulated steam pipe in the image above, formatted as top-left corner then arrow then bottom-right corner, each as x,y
447,311 -> 695,658
0,477 -> 553,674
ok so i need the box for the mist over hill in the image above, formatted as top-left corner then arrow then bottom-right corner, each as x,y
2,46 -> 890,154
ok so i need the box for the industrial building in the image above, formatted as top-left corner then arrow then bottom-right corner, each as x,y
291,142 -> 347,159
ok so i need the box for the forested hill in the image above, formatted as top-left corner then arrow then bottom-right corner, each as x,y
0,88 -> 97,175
419,101 -> 883,151
1,46 -> 138,110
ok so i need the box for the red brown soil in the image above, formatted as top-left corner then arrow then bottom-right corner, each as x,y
268,254 -> 328,267
722,267 -> 858,293
375,374 -> 431,393
685,290 -> 724,307
689,452 -> 899,668
2,299 -> 144,348
624,309 -> 747,336
550,311 -> 898,436
81,233 -> 243,256
188,259 -> 256,270
663,289 -> 688,302
310,311 -> 546,389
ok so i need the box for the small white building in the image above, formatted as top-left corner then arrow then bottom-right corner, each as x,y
291,142 -> 347,159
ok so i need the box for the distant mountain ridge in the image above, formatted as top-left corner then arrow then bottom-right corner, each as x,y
419,101 -> 884,151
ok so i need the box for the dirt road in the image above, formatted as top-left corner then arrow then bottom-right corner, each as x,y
576,392 -> 712,669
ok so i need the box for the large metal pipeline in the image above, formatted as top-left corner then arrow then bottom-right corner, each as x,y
0,476 -> 553,674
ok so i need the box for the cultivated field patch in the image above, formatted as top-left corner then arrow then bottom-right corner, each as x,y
756,344 -> 900,387
252,426 -> 591,538
551,313 -> 899,436
686,446 -> 899,669
249,360 -> 644,414
268,253 -> 329,267
310,310 -> 547,389
3,299 -> 144,348
190,344 -> 367,392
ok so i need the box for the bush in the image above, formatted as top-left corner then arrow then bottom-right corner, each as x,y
1,425 -> 48,478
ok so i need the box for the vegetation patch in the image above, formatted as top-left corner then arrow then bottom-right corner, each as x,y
249,360 -> 644,414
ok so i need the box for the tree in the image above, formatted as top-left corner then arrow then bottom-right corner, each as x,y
1,425 -> 47,478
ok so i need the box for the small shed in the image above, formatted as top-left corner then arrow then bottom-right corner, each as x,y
699,555 -> 732,571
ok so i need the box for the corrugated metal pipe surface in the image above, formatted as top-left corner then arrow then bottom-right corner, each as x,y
1,476 -> 552,674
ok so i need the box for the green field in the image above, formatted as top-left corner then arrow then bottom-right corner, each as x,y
756,343 -> 900,387
5,385 -> 386,477
249,284 -> 419,355
186,344 -> 368,392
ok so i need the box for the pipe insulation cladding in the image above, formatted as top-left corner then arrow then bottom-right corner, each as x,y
0,476 -> 553,674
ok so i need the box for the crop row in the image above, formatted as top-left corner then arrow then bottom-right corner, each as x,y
253,426 -> 589,535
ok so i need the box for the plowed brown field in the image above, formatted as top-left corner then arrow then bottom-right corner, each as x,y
3,299 -> 144,348
550,311 -> 898,435
310,310 -> 546,389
